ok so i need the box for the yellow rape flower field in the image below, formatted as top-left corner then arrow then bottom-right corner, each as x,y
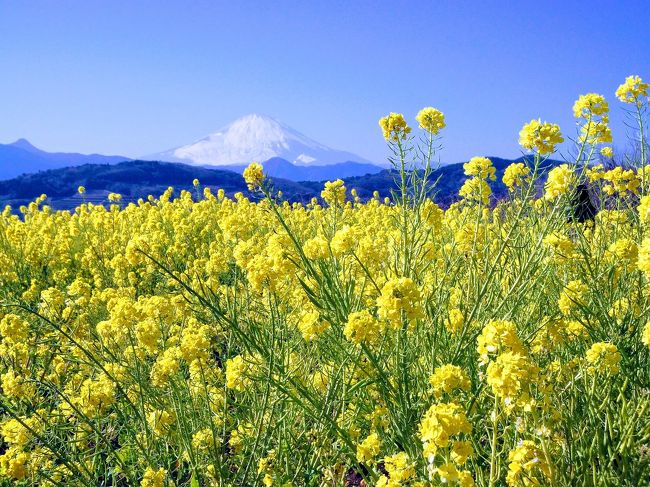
1,77 -> 650,487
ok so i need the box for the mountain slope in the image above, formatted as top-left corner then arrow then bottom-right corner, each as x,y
210,157 -> 383,181
0,139 -> 131,180
0,157 -> 562,211
0,160 -> 316,209
148,114 -> 373,167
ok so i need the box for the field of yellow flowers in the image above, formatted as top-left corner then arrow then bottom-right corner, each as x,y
1,76 -> 650,486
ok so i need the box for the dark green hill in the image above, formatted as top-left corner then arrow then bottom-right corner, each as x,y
0,157 -> 562,211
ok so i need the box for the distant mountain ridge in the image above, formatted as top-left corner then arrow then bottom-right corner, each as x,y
0,137 -> 384,182
0,139 -> 131,179
0,157 -> 562,211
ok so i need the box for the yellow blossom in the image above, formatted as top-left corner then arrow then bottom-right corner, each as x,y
503,163 -> 531,191
463,156 -> 496,180
344,309 -> 383,345
544,164 -> 576,200
415,107 -> 445,135
486,352 -> 539,407
429,364 -> 471,398
506,440 -> 551,486
519,119 -> 564,154
243,162 -> 265,190
141,467 -> 166,487
419,402 -> 472,458
379,113 -> 412,142
356,432 -> 381,463
376,277 -> 424,328
321,179 -> 346,207
615,75 -> 649,105
585,342 -> 621,375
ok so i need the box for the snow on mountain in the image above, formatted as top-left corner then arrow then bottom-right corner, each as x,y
148,114 -> 373,166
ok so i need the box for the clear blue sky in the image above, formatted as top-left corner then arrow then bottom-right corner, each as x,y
1,1 -> 649,164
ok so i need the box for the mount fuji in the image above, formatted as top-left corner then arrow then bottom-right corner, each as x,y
147,114 -> 381,176
0,114 -> 384,182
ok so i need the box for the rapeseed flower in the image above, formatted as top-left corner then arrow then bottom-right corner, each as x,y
344,309 -> 382,345
379,113 -> 412,142
459,177 -> 491,205
376,452 -> 415,486
429,364 -> 471,398
416,107 -> 446,135
477,320 -> 524,364
573,93 -> 609,118
376,277 -> 424,328
506,440 -> 551,486
141,467 -> 166,487
585,342 -> 621,375
544,164 -> 575,200
519,119 -> 564,154
463,156 -> 496,180
243,162 -> 265,190
356,432 -> 381,463
321,179 -> 346,207
486,352 -> 539,407
616,75 -> 649,105
419,402 -> 472,458
503,163 -> 530,191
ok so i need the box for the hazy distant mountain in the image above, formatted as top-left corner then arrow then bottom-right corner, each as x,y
147,113 -> 375,167
0,139 -> 131,180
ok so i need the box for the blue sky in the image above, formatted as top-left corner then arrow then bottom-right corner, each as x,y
1,1 -> 649,164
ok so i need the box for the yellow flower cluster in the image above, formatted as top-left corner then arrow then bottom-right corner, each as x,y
141,467 -> 166,487
585,342 -> 621,375
463,156 -> 496,181
506,440 -> 551,486
600,146 -> 614,158
519,119 -> 564,155
419,402 -> 472,458
486,352 -> 539,407
558,280 -> 588,316
321,179 -> 346,206
643,322 -> 650,348
344,309 -> 383,345
502,162 -> 530,192
615,75 -> 649,105
574,93 -> 612,146
226,355 -> 251,391
376,452 -> 415,487
416,107 -> 446,135
544,164 -> 576,200
638,195 -> 650,224
243,162 -> 265,190
429,364 -> 471,398
459,156 -> 496,206
376,277 -> 424,327
601,166 -> 639,195
379,112 -> 412,142
477,320 -> 524,364
459,178 -> 491,206
573,93 -> 609,118
579,120 -> 612,145
356,432 -> 381,463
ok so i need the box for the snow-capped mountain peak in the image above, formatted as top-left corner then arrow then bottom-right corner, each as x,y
148,114 -> 371,167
